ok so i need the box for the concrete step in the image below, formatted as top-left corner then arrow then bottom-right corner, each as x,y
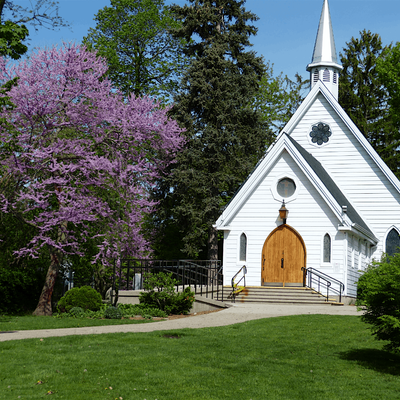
228,286 -> 342,305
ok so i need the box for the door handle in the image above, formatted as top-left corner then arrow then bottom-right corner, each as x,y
281,258 -> 284,268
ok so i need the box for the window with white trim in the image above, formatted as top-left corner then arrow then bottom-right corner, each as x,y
240,233 -> 247,261
386,228 -> 400,257
323,233 -> 331,263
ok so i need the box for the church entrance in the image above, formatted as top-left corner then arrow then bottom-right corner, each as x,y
261,225 -> 306,286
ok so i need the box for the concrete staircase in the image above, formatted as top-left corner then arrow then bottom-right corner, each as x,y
230,286 -> 343,305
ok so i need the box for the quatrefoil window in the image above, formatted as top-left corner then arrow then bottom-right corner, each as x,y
310,122 -> 332,145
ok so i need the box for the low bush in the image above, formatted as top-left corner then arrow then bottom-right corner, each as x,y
53,303 -> 167,319
104,306 -> 122,319
139,272 -> 195,315
356,253 -> 400,352
118,303 -> 167,318
68,307 -> 85,318
57,286 -> 103,313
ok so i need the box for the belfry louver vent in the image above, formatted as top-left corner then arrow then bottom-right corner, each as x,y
313,69 -> 319,83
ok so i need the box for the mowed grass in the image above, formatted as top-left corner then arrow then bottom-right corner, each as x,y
0,314 -> 157,332
1,314 -> 399,400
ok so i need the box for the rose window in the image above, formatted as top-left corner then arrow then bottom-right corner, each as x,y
309,122 -> 332,145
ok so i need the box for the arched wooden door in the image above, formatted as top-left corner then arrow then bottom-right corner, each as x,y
261,225 -> 306,286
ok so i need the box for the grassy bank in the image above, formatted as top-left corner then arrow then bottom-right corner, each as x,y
1,314 -> 399,399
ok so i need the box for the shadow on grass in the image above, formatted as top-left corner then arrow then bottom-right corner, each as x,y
340,348 -> 400,375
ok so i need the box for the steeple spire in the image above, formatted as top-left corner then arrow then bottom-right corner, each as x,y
307,0 -> 342,99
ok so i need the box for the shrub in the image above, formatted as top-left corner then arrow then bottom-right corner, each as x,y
104,306 -> 122,319
68,307 -> 85,318
117,303 -> 167,318
139,272 -> 195,315
57,286 -> 103,313
356,253 -> 400,352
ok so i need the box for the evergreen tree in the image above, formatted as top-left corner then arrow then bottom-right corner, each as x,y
339,30 -> 399,175
165,0 -> 267,259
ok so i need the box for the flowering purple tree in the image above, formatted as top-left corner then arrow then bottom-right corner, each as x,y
0,44 -> 184,315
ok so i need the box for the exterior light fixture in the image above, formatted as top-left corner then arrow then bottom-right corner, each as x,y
279,200 -> 289,224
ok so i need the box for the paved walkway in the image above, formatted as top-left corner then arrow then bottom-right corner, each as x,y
0,303 -> 362,342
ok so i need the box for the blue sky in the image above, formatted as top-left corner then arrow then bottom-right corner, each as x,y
19,0 -> 400,81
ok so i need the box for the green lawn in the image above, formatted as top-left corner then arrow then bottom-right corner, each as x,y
1,315 -> 399,400
0,314 -> 156,331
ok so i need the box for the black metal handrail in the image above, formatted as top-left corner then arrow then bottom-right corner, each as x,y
230,265 -> 247,303
111,259 -> 224,305
302,267 -> 345,303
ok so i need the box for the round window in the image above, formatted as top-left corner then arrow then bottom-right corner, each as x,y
277,178 -> 296,198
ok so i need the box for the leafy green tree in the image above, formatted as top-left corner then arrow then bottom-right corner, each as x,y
165,0 -> 267,259
83,0 -> 188,101
0,0 -> 68,59
356,254 -> 400,353
254,62 -> 309,140
377,42 -> 400,123
339,30 -> 399,176
0,209 -> 48,314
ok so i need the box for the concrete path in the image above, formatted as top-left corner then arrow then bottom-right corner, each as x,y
0,303 -> 362,342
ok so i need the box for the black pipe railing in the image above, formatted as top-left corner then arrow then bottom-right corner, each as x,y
302,267 -> 345,303
111,259 -> 224,305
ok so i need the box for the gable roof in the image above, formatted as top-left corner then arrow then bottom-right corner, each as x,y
215,131 -> 378,243
285,134 -> 372,235
279,81 -> 400,196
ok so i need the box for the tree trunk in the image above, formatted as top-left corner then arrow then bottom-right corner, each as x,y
32,247 -> 63,316
207,225 -> 218,260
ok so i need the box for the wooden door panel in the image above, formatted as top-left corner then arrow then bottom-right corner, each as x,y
262,225 -> 306,285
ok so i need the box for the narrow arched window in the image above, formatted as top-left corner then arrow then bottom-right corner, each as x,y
313,69 -> 319,83
323,69 -> 330,82
323,233 -> 331,263
386,228 -> 400,257
240,233 -> 247,261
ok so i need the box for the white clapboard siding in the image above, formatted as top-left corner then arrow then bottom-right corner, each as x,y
222,151 -> 345,286
289,93 -> 400,259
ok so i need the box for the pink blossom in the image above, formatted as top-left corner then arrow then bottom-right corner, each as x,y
0,43 -> 185,265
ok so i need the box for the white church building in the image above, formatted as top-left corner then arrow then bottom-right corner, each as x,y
215,0 -> 400,297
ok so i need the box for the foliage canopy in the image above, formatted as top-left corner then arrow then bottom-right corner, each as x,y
356,254 -> 400,353
161,0 -> 267,259
84,0 -> 188,101
0,44 -> 184,315
339,30 -> 400,177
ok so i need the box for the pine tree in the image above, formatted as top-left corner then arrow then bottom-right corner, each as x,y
166,0 -> 267,259
339,30 -> 399,175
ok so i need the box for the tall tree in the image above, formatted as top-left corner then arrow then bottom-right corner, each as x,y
339,30 -> 398,174
0,44 -> 184,315
0,0 -> 67,59
166,0 -> 267,259
377,43 -> 400,115
83,0 -> 188,101
254,62 -> 309,140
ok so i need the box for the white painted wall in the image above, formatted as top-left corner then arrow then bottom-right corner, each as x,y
289,93 -> 400,261
223,150 -> 345,287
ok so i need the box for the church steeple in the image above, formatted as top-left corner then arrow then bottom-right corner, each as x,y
307,0 -> 342,99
